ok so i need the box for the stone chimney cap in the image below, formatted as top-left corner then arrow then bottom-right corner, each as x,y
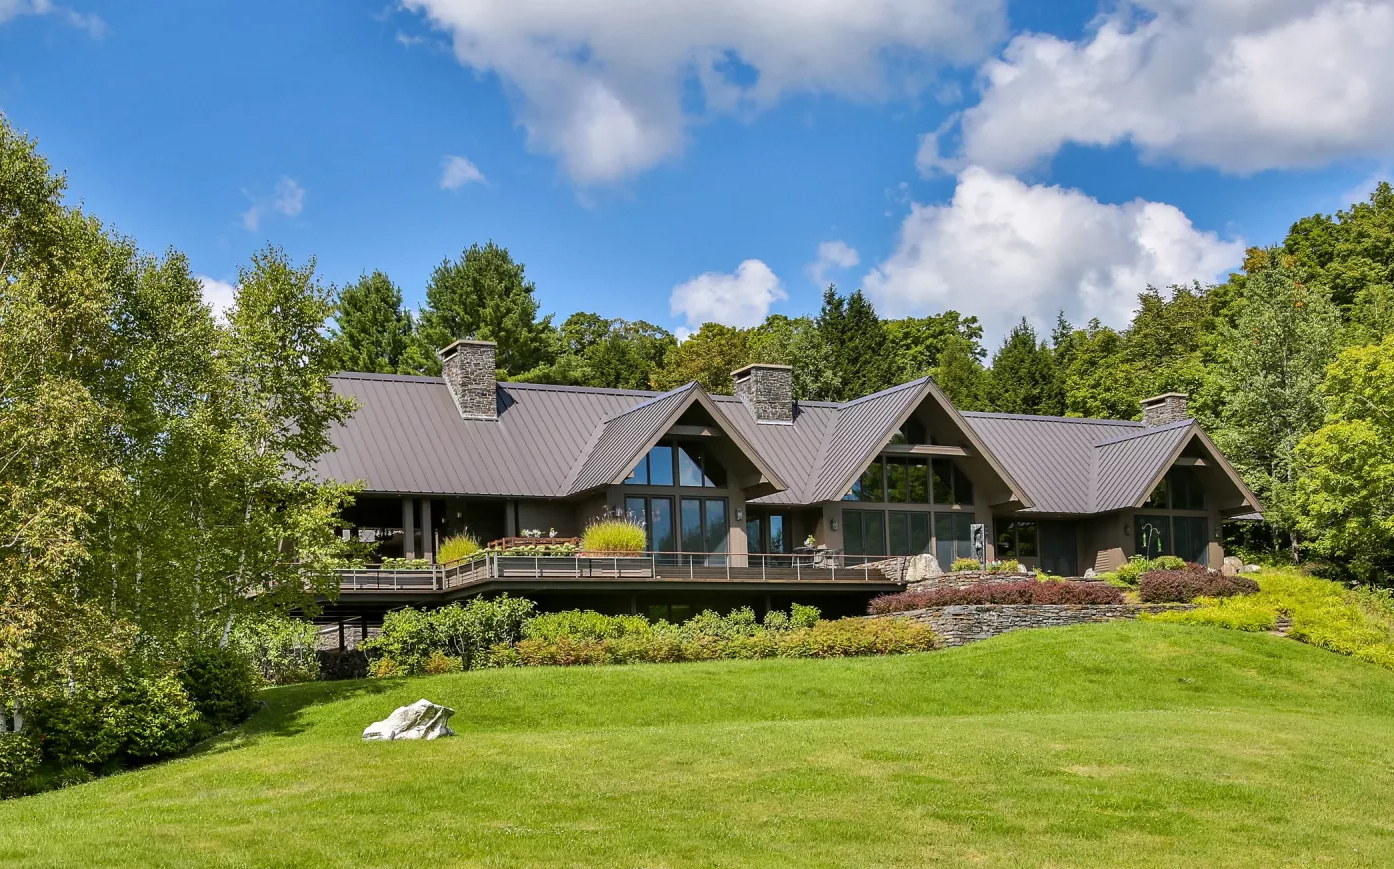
439,338 -> 498,357
731,362 -> 793,376
1141,391 -> 1188,403
1140,392 -> 1189,427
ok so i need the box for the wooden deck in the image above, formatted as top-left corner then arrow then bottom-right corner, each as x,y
334,553 -> 906,597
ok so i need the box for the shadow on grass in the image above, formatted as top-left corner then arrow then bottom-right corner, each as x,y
192,677 -> 403,758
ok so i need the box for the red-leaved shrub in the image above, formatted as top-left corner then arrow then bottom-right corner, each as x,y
868,580 -> 1123,614
1137,570 -> 1259,603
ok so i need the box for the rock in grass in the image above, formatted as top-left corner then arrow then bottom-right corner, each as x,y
362,699 -> 456,741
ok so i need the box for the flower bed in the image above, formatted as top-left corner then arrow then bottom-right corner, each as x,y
869,579 -> 1123,614
1138,569 -> 1259,603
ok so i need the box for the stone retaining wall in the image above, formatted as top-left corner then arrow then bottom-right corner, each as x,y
871,603 -> 1194,647
904,571 -> 1038,593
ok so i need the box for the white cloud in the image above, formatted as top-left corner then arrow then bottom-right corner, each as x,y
273,177 -> 304,217
670,259 -> 787,330
932,0 -> 1394,175
440,154 -> 486,190
863,167 -> 1244,344
806,240 -> 860,286
403,0 -> 1005,184
240,177 -> 304,232
0,0 -> 105,36
197,275 -> 237,321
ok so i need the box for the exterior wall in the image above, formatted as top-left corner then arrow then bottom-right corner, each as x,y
1084,514 -> 1127,572
516,499 -> 583,538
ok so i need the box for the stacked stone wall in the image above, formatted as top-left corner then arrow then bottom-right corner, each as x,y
870,603 -> 1194,647
441,340 -> 497,419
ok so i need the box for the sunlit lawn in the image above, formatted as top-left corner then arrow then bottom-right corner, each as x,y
3,621 -> 1394,868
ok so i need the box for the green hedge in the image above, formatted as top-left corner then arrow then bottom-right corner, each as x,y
492,618 -> 938,667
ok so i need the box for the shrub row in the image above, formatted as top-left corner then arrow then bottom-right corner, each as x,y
868,580 -> 1123,614
1137,570 -> 1259,603
363,595 -> 535,676
490,618 -> 938,667
5,645 -> 260,799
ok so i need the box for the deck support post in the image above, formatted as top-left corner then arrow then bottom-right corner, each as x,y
402,497 -> 416,560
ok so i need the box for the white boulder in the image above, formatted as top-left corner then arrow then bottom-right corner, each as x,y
362,699 -> 456,741
1222,556 -> 1243,577
1241,564 -> 1262,574
904,554 -> 943,583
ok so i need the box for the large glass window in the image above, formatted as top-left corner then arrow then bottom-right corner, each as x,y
681,498 -> 704,555
935,512 -> 976,570
845,458 -> 886,502
843,509 -> 886,556
704,499 -> 728,558
995,520 -> 1038,559
626,495 -> 675,554
626,442 -> 675,486
626,440 -> 726,488
886,459 -> 909,503
1145,467 -> 1205,510
908,458 -> 929,503
1135,514 -> 1209,564
888,511 -> 932,556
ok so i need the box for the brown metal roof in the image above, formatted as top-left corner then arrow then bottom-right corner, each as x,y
1090,420 -> 1195,512
314,372 -> 1251,517
962,412 -> 1145,514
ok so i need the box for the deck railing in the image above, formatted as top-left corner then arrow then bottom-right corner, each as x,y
337,551 -> 907,592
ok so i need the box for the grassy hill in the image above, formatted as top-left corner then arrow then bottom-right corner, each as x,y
3,621 -> 1394,868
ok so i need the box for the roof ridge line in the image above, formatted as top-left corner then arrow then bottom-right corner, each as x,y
1094,418 -> 1195,447
961,411 -> 1143,426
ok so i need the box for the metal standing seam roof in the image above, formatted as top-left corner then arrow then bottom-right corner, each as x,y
562,384 -> 700,494
314,371 -> 1251,516
961,412 -> 1146,514
1090,420 -> 1195,512
807,379 -> 933,503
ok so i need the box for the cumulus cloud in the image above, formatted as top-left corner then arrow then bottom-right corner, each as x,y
670,259 -> 787,330
928,0 -> 1394,175
863,167 -> 1244,344
440,154 -> 486,190
403,0 -> 1005,184
242,177 -> 305,232
197,275 -> 237,321
0,0 -> 105,36
806,240 -> 860,286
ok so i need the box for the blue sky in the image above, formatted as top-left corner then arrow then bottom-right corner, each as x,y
3,0 -> 1390,346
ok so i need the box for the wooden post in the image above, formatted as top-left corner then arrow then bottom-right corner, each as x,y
421,499 -> 434,563
402,497 -> 416,560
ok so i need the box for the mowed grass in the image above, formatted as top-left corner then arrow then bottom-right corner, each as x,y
4,622 -> 1394,868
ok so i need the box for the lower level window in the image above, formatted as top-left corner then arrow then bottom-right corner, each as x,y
1135,514 -> 1209,565
995,520 -> 1038,559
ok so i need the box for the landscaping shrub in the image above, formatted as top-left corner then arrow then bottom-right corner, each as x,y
580,518 -> 647,553
110,672 -> 203,761
178,645 -> 260,732
790,603 -> 820,629
1146,570 -> 1394,669
503,617 -> 936,667
0,732 -> 41,799
950,557 -> 982,572
422,651 -> 463,675
228,613 -> 320,685
1138,570 -> 1259,603
868,580 -> 1123,614
437,533 -> 482,564
987,559 -> 1023,574
364,595 -> 536,674
523,610 -> 650,642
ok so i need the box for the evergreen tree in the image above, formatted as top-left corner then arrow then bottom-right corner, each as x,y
987,319 -> 1065,415
815,286 -> 895,401
407,241 -> 555,376
330,270 -> 413,374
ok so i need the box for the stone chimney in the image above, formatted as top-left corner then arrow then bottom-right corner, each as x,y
1141,392 -> 1188,427
440,340 -> 497,420
732,363 -> 794,424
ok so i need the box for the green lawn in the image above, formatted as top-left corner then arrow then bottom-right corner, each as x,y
4,621 -> 1394,868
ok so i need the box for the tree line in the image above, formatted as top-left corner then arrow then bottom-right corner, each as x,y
333,188 -> 1394,582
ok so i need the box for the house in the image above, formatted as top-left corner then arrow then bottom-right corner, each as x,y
310,339 -> 1262,634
